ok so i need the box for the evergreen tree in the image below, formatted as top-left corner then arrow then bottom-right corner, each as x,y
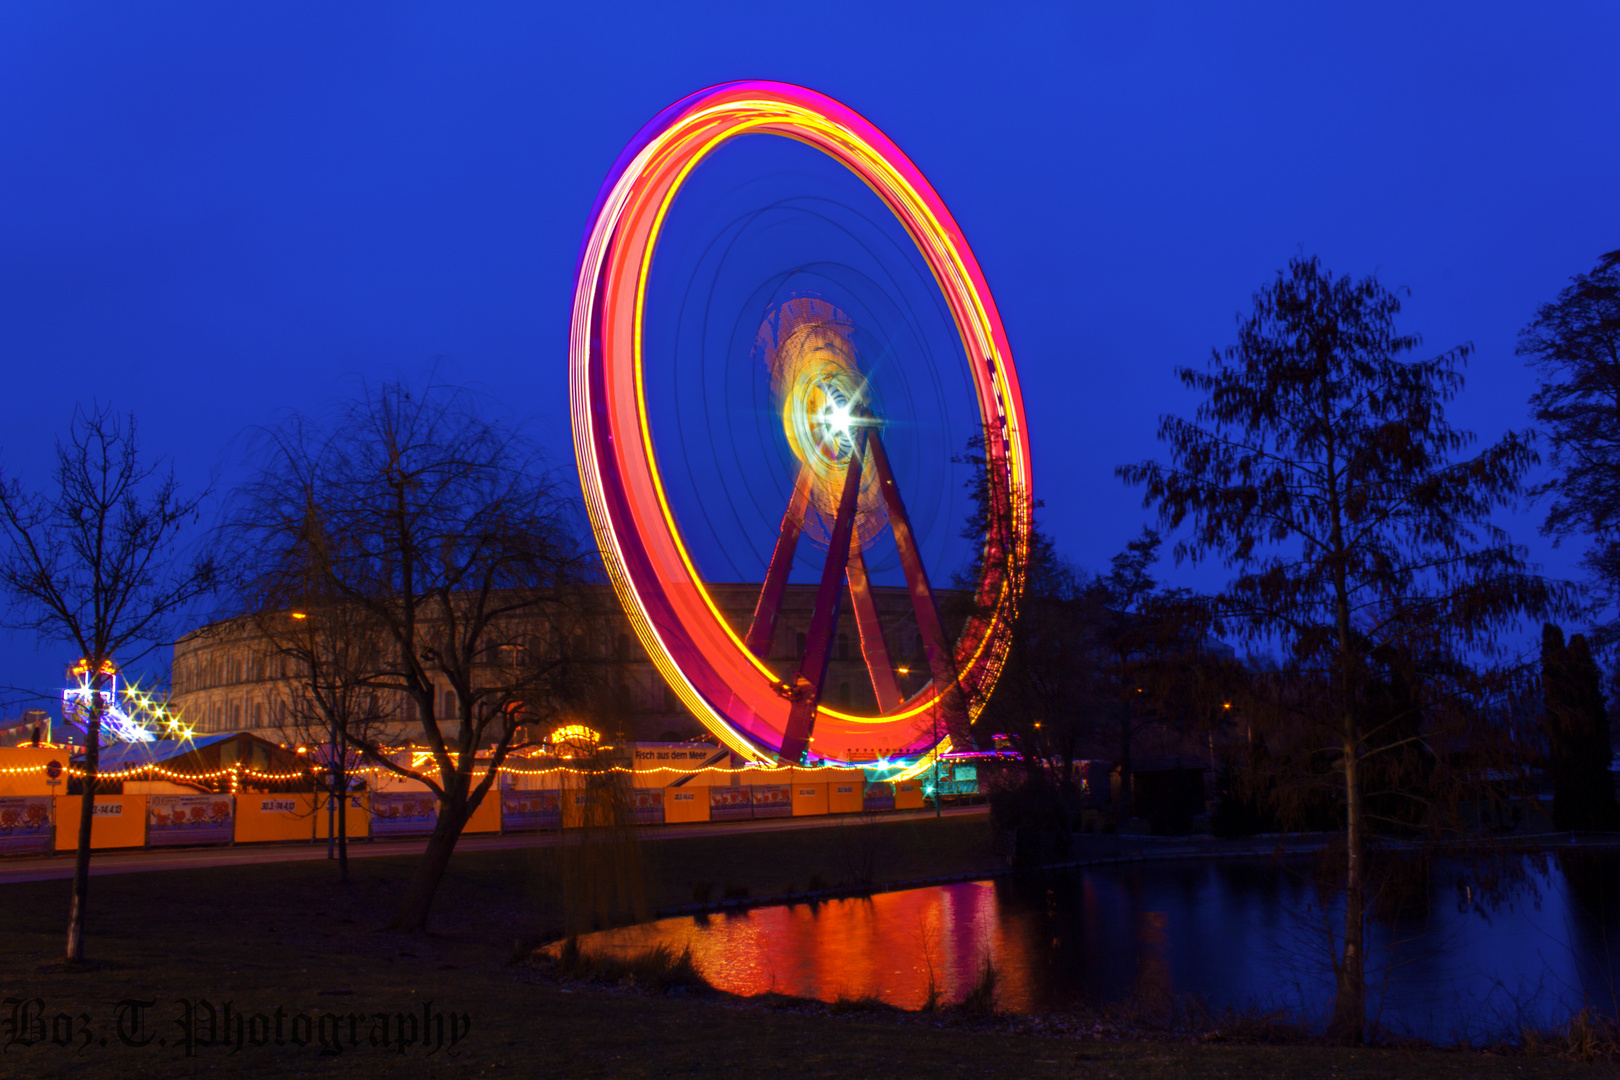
1542,623 -> 1620,831
1520,251 -> 1620,640
1122,255 -> 1560,1043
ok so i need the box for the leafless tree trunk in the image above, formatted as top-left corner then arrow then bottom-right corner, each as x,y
0,406 -> 216,963
66,686 -> 102,962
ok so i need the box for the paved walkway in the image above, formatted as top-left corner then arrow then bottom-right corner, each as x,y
0,805 -> 990,884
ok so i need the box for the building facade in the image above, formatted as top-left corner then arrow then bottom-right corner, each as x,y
170,582 -> 961,749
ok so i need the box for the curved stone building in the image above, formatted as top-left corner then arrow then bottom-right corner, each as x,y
170,583 -> 956,750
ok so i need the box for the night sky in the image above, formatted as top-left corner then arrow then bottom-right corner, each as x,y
2,3 -> 1617,710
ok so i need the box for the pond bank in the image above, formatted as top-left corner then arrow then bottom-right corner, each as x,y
2,819 -> 1614,1077
554,831 -> 1620,1044
524,937 -> 1620,1068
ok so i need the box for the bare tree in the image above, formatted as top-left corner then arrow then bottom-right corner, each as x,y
266,604 -> 392,879
0,405 -> 216,962
221,490 -> 397,883
552,670 -> 648,936
277,664 -> 390,885
224,381 -> 596,931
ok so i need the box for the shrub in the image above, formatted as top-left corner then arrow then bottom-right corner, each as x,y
956,958 -> 998,1016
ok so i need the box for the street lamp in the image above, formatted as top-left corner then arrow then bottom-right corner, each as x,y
290,607 -> 341,861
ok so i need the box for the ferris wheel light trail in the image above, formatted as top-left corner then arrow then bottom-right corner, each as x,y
569,81 -> 1033,769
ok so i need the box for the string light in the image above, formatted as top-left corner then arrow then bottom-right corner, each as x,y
1,744 -> 871,785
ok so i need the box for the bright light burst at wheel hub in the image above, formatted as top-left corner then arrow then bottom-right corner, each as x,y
569,81 -> 1033,771
764,299 -> 885,551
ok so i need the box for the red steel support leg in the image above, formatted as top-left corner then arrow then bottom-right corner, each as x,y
778,436 -> 866,765
745,468 -> 813,662
846,541 -> 902,714
866,429 -> 967,741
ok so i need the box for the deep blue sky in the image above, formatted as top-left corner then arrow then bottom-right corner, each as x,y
2,3 -> 1617,709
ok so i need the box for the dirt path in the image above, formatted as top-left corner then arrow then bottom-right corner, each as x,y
0,804 -> 990,883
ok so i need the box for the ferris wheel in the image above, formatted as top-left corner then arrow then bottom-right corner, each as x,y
569,81 -> 1032,771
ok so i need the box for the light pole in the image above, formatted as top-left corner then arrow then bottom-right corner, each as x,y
293,608 -> 343,865
933,701 -> 942,819
327,715 -> 338,860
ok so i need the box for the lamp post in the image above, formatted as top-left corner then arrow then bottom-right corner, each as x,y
933,701 -> 943,819
292,608 -> 343,864
327,726 -> 338,860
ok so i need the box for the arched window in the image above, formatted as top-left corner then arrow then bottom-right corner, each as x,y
796,632 -> 807,659
837,633 -> 850,662
837,682 -> 851,706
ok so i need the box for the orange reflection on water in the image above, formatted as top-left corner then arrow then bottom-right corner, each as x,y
569,882 -> 1046,1010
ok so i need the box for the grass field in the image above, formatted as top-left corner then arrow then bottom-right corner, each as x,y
0,814 -> 1611,1078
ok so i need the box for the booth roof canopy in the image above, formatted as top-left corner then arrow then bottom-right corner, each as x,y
94,733 -> 234,771
89,731 -> 305,775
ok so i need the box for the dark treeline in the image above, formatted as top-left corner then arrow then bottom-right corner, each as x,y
974,250 -> 1620,1044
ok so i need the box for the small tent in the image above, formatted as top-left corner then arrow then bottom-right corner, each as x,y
79,732 -> 314,794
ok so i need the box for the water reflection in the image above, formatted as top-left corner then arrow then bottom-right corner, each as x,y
567,853 -> 1620,1040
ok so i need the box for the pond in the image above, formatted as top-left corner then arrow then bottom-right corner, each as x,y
564,849 -> 1620,1041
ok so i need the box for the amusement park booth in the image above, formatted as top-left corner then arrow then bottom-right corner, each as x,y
365,748 -> 502,837
650,760 -> 871,824
94,732 -> 312,796
314,792 -> 371,841
62,732 -> 315,849
54,793 -> 147,850
494,741 -> 884,829
0,745 -> 61,796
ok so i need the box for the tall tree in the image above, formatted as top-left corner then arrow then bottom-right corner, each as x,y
227,492 -> 405,883
1121,255 -> 1560,1043
224,381 -> 596,931
953,434 -> 1100,775
1520,250 -> 1620,638
1092,528 -> 1222,820
0,406 -> 216,962
952,434 -> 1102,855
248,576 -> 392,884
1541,623 -> 1620,832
